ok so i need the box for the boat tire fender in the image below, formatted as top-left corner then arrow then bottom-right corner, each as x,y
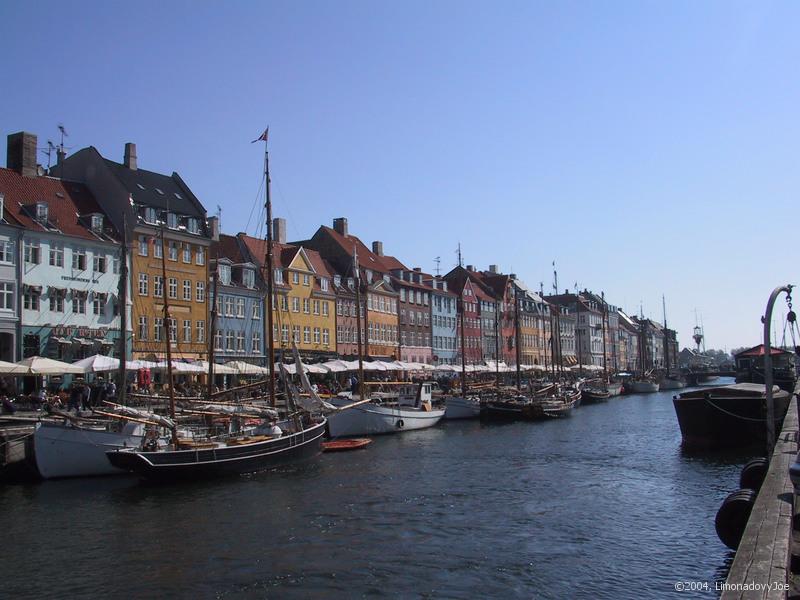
739,458 -> 769,492
396,419 -> 404,429
715,488 -> 756,550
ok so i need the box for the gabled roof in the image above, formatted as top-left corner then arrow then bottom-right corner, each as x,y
214,234 -> 246,264
379,253 -> 407,272
100,155 -> 205,218
0,168 -> 119,242
238,233 -> 333,294
316,226 -> 387,273
735,344 -> 792,357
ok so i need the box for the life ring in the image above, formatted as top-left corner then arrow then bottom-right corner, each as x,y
396,419 -> 404,429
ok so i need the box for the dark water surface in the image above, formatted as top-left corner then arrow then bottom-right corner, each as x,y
2,380 -> 752,599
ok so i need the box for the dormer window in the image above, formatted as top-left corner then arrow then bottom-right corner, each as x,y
144,207 -> 157,224
187,218 -> 200,234
242,268 -> 255,289
321,278 -> 329,292
218,264 -> 231,285
333,275 -> 341,287
91,214 -> 103,232
365,269 -> 373,283
167,213 -> 179,229
35,202 -> 48,224
274,268 -> 283,284
347,277 -> 354,289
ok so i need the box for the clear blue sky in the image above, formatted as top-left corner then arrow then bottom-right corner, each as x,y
2,1 -> 798,352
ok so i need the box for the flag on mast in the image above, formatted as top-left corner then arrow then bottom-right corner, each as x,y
251,127 -> 269,143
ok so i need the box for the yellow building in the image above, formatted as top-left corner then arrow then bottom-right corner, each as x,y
240,234 -> 337,359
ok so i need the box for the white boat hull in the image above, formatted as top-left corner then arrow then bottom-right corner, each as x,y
327,402 -> 445,437
659,378 -> 686,390
444,396 -> 481,419
34,421 -> 144,479
628,381 -> 660,393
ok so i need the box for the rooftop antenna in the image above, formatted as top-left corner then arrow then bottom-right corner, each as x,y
639,301 -> 644,319
539,282 -> 544,297
434,256 -> 441,276
57,124 -> 68,153
552,261 -> 558,294
41,140 -> 56,170
456,243 -> 463,268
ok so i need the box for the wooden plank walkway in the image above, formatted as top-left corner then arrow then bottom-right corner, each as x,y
722,394 -> 798,599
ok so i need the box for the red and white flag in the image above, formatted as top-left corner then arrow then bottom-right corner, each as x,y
251,127 -> 269,143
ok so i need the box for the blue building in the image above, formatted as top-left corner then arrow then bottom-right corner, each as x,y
427,276 -> 458,365
1,132 -> 129,362
210,234 -> 265,366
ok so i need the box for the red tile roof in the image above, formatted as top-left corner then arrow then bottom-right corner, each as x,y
238,233 -> 332,287
0,168 -> 118,241
318,226 -> 387,273
214,234 -> 247,263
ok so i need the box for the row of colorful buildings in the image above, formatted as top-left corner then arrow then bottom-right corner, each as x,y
0,130 -> 678,372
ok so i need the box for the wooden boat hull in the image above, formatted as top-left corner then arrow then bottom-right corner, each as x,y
106,419 -> 327,481
672,384 -> 791,449
581,389 -> 611,404
322,438 -> 372,452
34,421 -> 144,479
444,396 -> 482,419
327,402 -> 444,437
481,399 -> 543,421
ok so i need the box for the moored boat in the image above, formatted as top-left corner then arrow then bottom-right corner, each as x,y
444,395 -> 482,419
627,379 -> 660,393
658,375 -> 686,391
672,383 -> 791,449
322,438 -> 372,452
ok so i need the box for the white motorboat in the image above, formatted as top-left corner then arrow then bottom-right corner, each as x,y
328,382 -> 445,437
34,420 -> 145,479
627,379 -> 660,393
444,395 -> 482,419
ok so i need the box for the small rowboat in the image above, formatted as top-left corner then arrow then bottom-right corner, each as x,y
322,438 -> 372,452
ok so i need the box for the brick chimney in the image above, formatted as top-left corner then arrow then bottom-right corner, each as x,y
467,265 -> 474,272
273,217 -> 286,244
372,241 -> 383,256
489,264 -> 499,274
124,142 -> 137,170
333,217 -> 348,237
208,216 -> 220,241
7,132 -> 38,178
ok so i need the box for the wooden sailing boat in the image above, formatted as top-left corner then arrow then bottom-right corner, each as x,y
106,127 -> 327,480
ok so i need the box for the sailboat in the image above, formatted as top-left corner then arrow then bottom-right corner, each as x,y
658,296 -> 685,390
106,128 -> 327,480
444,265 -> 481,419
326,245 -> 445,436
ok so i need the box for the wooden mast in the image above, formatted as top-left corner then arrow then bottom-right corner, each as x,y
662,294 -> 670,374
160,221 -> 178,446
116,210 -> 128,405
514,287 -> 521,390
494,298 -> 500,388
576,291 -> 583,373
458,287 -> 467,397
353,245 -> 366,400
207,247 -> 219,399
601,291 -> 608,374
259,130 -> 277,408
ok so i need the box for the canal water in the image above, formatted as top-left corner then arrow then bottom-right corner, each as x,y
3,379 -> 753,599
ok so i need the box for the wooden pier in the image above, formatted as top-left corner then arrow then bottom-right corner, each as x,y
721,390 -> 799,599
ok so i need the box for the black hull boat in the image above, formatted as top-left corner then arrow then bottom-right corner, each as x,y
581,388 -> 612,404
672,384 -> 791,449
481,398 -> 542,421
106,419 -> 327,481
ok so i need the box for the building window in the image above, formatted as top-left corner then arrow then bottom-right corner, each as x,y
322,328 -> 330,346
92,293 -> 105,315
183,280 -> 191,301
196,320 -> 205,343
281,296 -> 288,312
72,248 -> 87,271
252,331 -> 261,354
167,213 -> 179,229
183,320 -> 191,343
154,239 -> 163,259
219,264 -> 231,285
182,244 -> 191,264
72,293 -> 86,314
49,244 -> 63,267
313,327 -> 320,344
93,253 -> 107,273
23,287 -> 39,310
144,207 -> 158,224
303,298 -> 310,314
236,298 -> 245,318
274,269 -> 283,284
292,297 -> 299,313
169,318 -> 177,342
196,247 -> 205,265
155,318 -> 163,342
321,278 -> 328,292
168,241 -> 178,261
236,331 -> 245,352
224,296 -> 234,316
281,324 -> 289,343
24,240 -> 40,264
225,331 -> 234,351
322,301 -> 329,317
252,302 -> 261,320
292,326 -> 300,343
49,289 -> 64,312
196,281 -> 205,303
243,269 -> 255,289
138,316 -> 148,340
292,271 -> 299,285
168,278 -> 177,299
187,218 -> 200,234
139,273 -> 148,296
303,274 -> 310,286
0,240 -> 13,264
153,275 -> 163,298
303,326 -> 311,344
214,329 -> 223,351
313,300 -> 320,315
